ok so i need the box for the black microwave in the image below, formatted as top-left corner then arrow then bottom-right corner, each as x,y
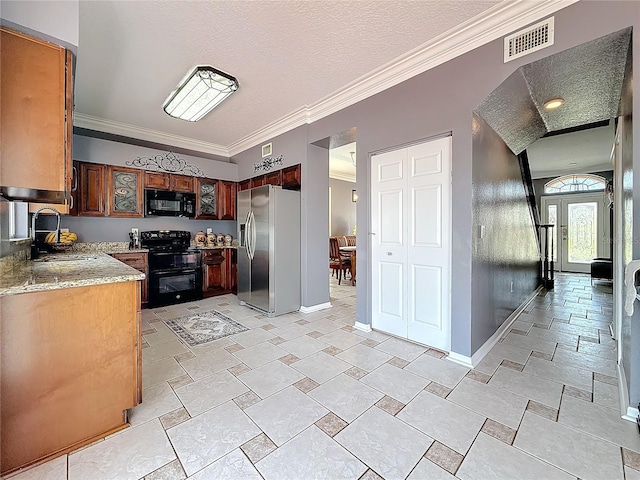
145,189 -> 196,217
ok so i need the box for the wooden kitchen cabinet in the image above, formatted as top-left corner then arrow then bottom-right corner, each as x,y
144,171 -> 170,190
1,281 -> 140,474
170,174 -> 194,192
112,252 -> 149,308
217,180 -> 237,220
265,170 -> 282,186
77,162 -> 107,216
252,175 -> 266,188
201,248 -> 236,297
107,166 -> 143,217
144,172 -> 194,192
282,164 -> 301,190
238,179 -> 252,191
0,27 -> 73,203
195,178 -> 217,219
202,249 -> 228,296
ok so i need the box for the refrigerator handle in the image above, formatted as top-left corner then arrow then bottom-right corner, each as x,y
249,210 -> 257,261
245,211 -> 253,260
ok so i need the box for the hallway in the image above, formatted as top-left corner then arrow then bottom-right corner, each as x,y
6,275 -> 640,480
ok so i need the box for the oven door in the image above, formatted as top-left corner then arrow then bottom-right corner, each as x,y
148,268 -> 203,308
149,251 -> 201,271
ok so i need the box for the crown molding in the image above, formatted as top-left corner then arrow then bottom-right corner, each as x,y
330,172 -> 356,183
73,113 -> 230,157
228,0 -> 578,156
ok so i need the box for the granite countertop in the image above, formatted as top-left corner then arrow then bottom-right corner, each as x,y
0,253 -> 146,297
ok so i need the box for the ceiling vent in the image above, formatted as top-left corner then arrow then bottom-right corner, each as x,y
504,17 -> 554,63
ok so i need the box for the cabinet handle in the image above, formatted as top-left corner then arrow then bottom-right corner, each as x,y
69,194 -> 74,210
72,166 -> 78,191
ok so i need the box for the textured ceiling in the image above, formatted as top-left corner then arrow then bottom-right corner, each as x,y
475,28 -> 631,155
75,1 -> 499,150
527,123 -> 615,179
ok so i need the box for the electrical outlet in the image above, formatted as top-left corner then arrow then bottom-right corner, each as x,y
60,228 -> 69,233
131,228 -> 139,236
206,228 -> 213,234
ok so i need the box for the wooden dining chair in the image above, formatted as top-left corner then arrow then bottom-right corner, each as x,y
329,237 -> 350,285
346,235 -> 356,246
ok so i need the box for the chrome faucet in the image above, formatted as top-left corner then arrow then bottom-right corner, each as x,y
31,206 -> 61,258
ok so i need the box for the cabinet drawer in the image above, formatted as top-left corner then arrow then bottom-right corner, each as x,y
112,252 -> 147,267
202,249 -> 224,260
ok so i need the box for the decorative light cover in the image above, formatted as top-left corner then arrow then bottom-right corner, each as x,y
163,66 -> 238,121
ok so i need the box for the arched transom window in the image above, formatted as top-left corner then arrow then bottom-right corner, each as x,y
544,174 -> 607,194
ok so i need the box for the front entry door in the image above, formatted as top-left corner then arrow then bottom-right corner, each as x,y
542,193 -> 609,273
371,136 -> 451,351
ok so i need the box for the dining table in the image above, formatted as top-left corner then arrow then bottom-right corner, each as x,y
339,246 -> 356,285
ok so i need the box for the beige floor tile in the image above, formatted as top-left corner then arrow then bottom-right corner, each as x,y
458,432 -> 573,480
405,354 -> 469,388
448,377 -> 527,429
144,459 -> 186,480
245,386 -> 328,446
398,391 -> 484,455
488,365 -> 563,408
336,343 -> 393,371
558,394 -> 640,454
514,412 -> 624,480
256,426 -> 366,480
168,401 -> 260,476
238,360 -> 305,398
374,337 -> 427,361
188,449 -> 260,479
336,407 -> 433,479
361,363 -> 430,404
407,458 -> 457,480
309,374 -> 384,422
69,420 -> 175,480
4,455 -> 67,480
175,370 -> 249,416
129,382 -> 183,427
241,434 -> 277,464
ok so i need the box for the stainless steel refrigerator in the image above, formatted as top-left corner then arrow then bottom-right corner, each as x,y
237,185 -> 301,316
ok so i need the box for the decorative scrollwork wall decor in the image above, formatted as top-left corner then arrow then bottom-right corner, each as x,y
254,155 -> 284,173
126,151 -> 204,176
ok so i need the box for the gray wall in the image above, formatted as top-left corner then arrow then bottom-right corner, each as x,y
471,113 -> 540,352
1,0 -> 79,53
231,126 -> 331,309
619,37 -> 638,408
73,135 -> 237,181
58,216 -> 236,243
231,1 -> 640,358
330,178 -> 356,236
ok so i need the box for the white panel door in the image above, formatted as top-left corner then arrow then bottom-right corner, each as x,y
371,136 -> 451,350
407,138 -> 451,350
371,148 -> 408,337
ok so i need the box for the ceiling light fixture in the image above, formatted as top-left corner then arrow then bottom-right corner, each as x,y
543,97 -> 565,110
163,66 -> 239,122
350,151 -> 356,166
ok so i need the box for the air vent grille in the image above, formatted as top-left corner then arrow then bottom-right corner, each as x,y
504,17 -> 554,63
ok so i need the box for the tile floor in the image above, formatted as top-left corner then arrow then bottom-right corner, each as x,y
5,274 -> 640,480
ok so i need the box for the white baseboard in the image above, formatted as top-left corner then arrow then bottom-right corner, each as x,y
447,352 -> 473,368
353,321 -> 372,333
447,286 -> 543,368
618,361 -> 639,423
299,302 -> 332,314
